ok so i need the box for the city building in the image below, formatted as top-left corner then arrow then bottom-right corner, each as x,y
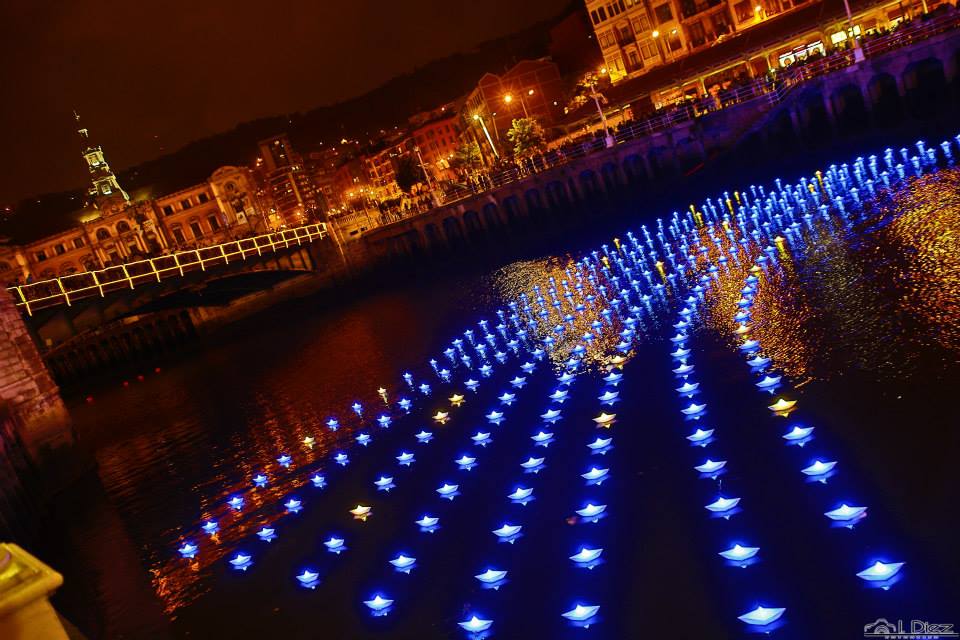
409,106 -> 461,182
256,134 -> 321,226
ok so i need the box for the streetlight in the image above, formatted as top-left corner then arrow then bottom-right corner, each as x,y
652,30 -> 666,64
504,89 -> 533,117
473,113 -> 500,160
841,0 -> 864,61
589,69 -> 615,148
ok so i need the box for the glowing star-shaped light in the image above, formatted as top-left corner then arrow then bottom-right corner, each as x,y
252,473 -> 268,487
456,455 -> 477,470
475,569 -> 508,585
695,459 -> 727,474
486,410 -> 505,424
681,402 -> 706,416
581,467 -> 609,483
508,487 -> 534,501
375,475 -> 395,490
593,412 -> 616,427
350,504 -> 372,521
705,496 -> 740,513
415,430 -> 433,443
825,503 -> 867,522
433,411 -> 449,423
857,561 -> 904,583
302,436 -> 315,448
257,527 -> 277,542
549,389 -> 569,402
738,606 -> 785,626
389,554 -> 417,573
436,483 -> 459,498
297,570 -> 320,588
686,428 -> 714,443
416,515 -> 439,530
756,375 -> 782,389
492,524 -> 522,540
541,408 -> 562,423
768,398 -> 797,413
459,616 -> 493,633
531,430 -> 554,445
801,460 -> 837,477
324,537 -> 346,553
277,454 -> 292,467
229,553 -> 253,571
598,390 -> 619,404
673,363 -> 694,375
449,394 -> 465,407
227,496 -> 244,510
396,451 -> 415,466
335,452 -> 349,466
562,604 -> 600,625
521,456 -> 545,470
719,544 -> 759,562
576,503 -> 607,518
363,595 -> 393,613
783,425 -> 814,443
588,436 -> 613,451
377,415 -> 392,428
356,433 -> 372,446
202,520 -> 219,535
178,542 -> 198,558
569,547 -> 603,564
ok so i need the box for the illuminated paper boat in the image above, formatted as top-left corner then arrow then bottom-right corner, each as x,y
324,537 -> 346,553
747,355 -> 771,368
352,402 -> 363,415
229,553 -> 253,571
719,544 -> 759,563
531,430 -> 554,445
734,324 -> 751,335
593,413 -> 616,427
475,569 -> 508,586
472,432 -> 492,446
375,476 -> 395,491
419,383 -> 431,394
736,298 -> 753,308
415,515 -> 439,530
363,595 -> 393,613
479,364 -> 493,377
673,363 -> 694,375
576,503 -> 607,518
681,403 -> 706,416
824,503 -> 867,522
228,496 -> 244,510
705,496 -> 740,513
486,411 -> 505,424
178,542 -> 198,558
603,372 -> 623,385
686,428 -> 713,443
456,455 -> 477,470
598,390 -> 619,404
449,394 -> 465,407
581,467 -> 609,483
433,411 -> 450,423
202,520 -> 219,535
521,361 -> 536,373
857,561 -> 904,583
508,487 -> 534,502
492,524 -> 522,540
674,320 -> 690,329
396,452 -> 415,466
783,425 -> 814,443
436,483 -> 460,498
679,307 -> 693,317
734,311 -> 750,322
498,392 -> 516,405
350,504 -> 372,521
284,498 -> 303,513
768,398 -> 796,413
609,355 -> 627,366
510,376 -> 527,388
277,454 -> 292,467
670,333 -> 688,343
739,339 -> 759,351
415,430 -> 433,443
257,527 -> 277,542
671,347 -> 691,358
356,433 -> 372,446
738,606 -> 785,626
588,437 -> 613,451
676,381 -> 700,395
302,436 -> 315,448
562,604 -> 600,625
558,372 -> 576,384
521,456 -> 545,470
756,375 -> 782,389
334,452 -> 350,466
465,379 -> 480,391
694,459 -> 727,474
296,570 -> 319,589
389,554 -> 417,573
801,460 -> 836,477
326,418 -> 340,430
549,389 -> 570,402
377,415 -> 392,428
541,409 -> 562,423
569,547 -> 603,564
398,398 -> 412,411
459,617 -> 493,633
252,473 -> 268,488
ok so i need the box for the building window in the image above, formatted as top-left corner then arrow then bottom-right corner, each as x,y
116,220 -> 131,233
633,15 -> 651,31
162,205 -> 174,216
639,38 -> 657,59
734,0 -> 753,22
654,3 -> 673,23
598,6 -> 607,20
207,215 -> 221,231
198,192 -> 209,203
181,198 -> 193,210
591,9 -> 600,23
35,250 -> 48,261
189,222 -> 203,238
667,29 -> 683,51
73,237 -> 85,249
55,244 -> 66,255
628,50 -> 642,69
172,227 -> 186,244
599,30 -> 616,48
96,228 -> 111,241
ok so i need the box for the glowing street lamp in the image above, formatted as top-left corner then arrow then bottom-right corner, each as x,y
588,69 -> 615,148
472,113 -> 500,160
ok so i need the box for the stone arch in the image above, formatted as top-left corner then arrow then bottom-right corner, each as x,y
544,181 -> 568,209
578,170 -> 601,199
622,154 -> 647,184
502,196 -> 522,221
600,162 -> 622,193
442,216 -> 464,245
116,220 -> 132,234
422,222 -> 443,248
481,203 -> 502,228
902,57 -> 948,119
95,227 -> 111,241
524,188 -> 544,214
867,73 -> 902,126
797,92 -> 831,140
830,84 -> 868,133
463,210 -> 483,234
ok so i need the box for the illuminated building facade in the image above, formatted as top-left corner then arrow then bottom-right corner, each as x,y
256,134 -> 321,226
410,111 -> 461,182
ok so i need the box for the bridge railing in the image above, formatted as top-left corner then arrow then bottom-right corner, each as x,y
7,223 -> 327,315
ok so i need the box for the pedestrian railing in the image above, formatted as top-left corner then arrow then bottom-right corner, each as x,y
7,223 -> 327,315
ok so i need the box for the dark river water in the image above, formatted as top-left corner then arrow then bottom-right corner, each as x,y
33,160 -> 960,639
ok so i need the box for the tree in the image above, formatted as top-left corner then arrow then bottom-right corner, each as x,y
450,140 -> 483,173
394,154 -> 425,194
506,117 -> 546,159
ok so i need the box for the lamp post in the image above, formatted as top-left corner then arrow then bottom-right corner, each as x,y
473,114 -> 500,161
652,30 -> 667,64
841,0 -> 865,61
504,89 -> 534,118
589,70 -> 615,148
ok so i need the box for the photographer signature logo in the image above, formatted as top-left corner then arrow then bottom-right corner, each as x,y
865,618 -> 957,639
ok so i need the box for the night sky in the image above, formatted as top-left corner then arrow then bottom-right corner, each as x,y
0,0 -> 569,205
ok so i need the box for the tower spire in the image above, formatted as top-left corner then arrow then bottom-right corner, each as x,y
74,111 -> 128,204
